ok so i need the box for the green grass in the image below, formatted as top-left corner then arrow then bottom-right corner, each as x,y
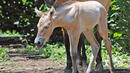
0,30 -> 21,37
44,42 -> 129,68
0,62 -> 18,66
31,42 -> 129,68
0,47 -> 10,61
0,42 -> 129,68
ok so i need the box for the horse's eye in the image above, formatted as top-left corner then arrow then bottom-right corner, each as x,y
44,25 -> 49,29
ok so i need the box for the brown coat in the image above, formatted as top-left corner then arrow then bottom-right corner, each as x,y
55,0 -> 111,11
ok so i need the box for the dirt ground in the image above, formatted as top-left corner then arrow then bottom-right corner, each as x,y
0,57 -> 64,73
0,48 -> 130,73
0,48 -> 64,73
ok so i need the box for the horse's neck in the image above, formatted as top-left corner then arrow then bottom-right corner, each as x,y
53,8 -> 69,28
55,3 -> 77,23
56,0 -> 67,6
53,1 -> 79,28
55,6 -> 69,19
54,7 -> 79,30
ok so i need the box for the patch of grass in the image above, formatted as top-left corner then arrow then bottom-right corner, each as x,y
101,42 -> 130,68
49,44 -> 66,63
0,62 -> 18,66
18,43 -> 65,58
84,41 -> 130,68
21,45 -> 52,58
18,44 -> 66,64
0,30 -> 21,37
40,42 -> 129,68
1,70 -> 11,73
0,47 -> 10,61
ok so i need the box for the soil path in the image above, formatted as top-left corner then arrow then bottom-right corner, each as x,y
0,56 -> 64,73
0,48 -> 64,73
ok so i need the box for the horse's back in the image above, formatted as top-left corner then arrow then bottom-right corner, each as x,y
77,1 -> 104,11
76,1 -> 105,30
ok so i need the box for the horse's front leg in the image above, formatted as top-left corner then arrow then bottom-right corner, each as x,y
68,31 -> 80,73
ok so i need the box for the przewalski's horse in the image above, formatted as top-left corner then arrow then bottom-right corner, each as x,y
34,1 -> 114,73
45,0 -> 111,72
47,0 -> 111,11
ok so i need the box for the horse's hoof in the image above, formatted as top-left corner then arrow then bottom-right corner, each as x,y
78,67 -> 84,73
77,65 -> 84,73
78,70 -> 84,73
86,68 -> 92,73
64,68 -> 72,73
72,71 -> 79,73
82,64 -> 88,73
95,64 -> 104,72
109,68 -> 115,73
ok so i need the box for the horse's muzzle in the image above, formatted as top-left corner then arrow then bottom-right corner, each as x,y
34,36 -> 44,47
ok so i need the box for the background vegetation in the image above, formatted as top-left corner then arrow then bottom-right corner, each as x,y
0,0 -> 129,68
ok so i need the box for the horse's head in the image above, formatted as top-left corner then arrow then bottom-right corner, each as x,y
45,0 -> 67,7
45,0 -> 56,7
34,7 -> 55,47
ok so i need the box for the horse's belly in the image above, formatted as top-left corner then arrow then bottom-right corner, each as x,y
79,13 -> 100,31
78,4 -> 101,31
80,21 -> 97,31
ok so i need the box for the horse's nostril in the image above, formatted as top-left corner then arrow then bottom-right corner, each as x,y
34,37 -> 44,46
37,41 -> 41,45
34,41 -> 41,45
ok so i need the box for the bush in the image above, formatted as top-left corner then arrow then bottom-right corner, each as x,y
0,0 -> 64,44
0,0 -> 47,43
108,0 -> 130,52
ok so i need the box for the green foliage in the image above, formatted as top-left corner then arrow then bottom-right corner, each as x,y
108,0 -> 130,52
0,0 -> 48,43
0,30 -> 20,37
0,0 -> 63,44
0,48 -> 9,61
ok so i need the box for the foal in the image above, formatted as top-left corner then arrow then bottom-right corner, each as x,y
34,1 -> 113,73
45,0 -> 112,72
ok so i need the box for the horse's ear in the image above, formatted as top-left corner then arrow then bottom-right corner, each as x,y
35,7 -> 43,17
49,6 -> 55,18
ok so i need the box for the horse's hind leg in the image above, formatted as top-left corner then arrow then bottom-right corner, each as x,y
80,33 -> 87,72
95,31 -> 104,71
97,25 -> 114,73
83,30 -> 100,73
97,13 -> 114,73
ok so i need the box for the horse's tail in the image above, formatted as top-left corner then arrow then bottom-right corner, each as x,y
105,0 -> 111,11
96,7 -> 108,40
99,7 -> 108,29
